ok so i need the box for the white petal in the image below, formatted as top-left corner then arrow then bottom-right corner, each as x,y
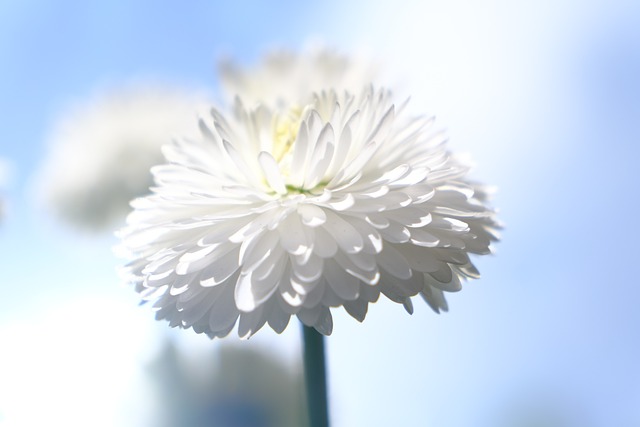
322,210 -> 364,254
322,193 -> 354,211
378,221 -> 411,243
297,305 -> 333,335
258,151 -> 287,194
208,282 -> 240,333
409,228 -> 440,247
382,268 -> 423,297
239,229 -> 279,271
334,251 -> 380,285
314,308 -> 333,335
169,282 -> 190,296
291,253 -> 324,283
429,272 -> 462,292
421,285 -> 449,313
328,141 -> 379,187
222,140 -> 261,187
252,244 -> 286,280
430,264 -> 453,283
389,207 -> 432,228
302,279 -> 326,308
278,264 -> 305,307
235,252 -> 286,312
344,298 -> 368,322
365,105 -> 394,145
394,244 -> 442,273
402,184 -> 435,203
176,242 -> 236,276
403,298 -> 414,314
298,203 -> 327,227
456,262 -> 480,279
178,286 -> 221,326
289,120 -> 309,187
376,244 -> 413,280
348,218 -> 383,254
278,213 -> 309,255
198,217 -> 253,245
304,123 -> 335,189
238,305 -> 266,339
325,118 -> 353,177
372,163 -> 411,185
199,246 -> 241,286
312,226 -> 338,258
267,300 -> 291,333
324,259 -> 360,300
358,184 -> 389,198
229,208 -> 283,243
297,305 -> 321,327
322,283 -> 345,307
365,213 -> 390,229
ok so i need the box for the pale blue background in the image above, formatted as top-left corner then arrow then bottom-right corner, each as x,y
1,1 -> 639,426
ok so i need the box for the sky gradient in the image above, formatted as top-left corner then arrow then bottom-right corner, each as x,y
1,1 -> 639,426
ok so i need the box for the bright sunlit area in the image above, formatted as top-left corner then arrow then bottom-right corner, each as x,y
1,1 -> 639,427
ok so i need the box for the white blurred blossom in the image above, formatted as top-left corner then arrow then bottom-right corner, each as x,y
219,46 -> 380,109
117,86 -> 499,338
35,85 -> 209,231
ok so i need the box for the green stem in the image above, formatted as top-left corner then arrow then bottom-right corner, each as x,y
302,324 -> 330,427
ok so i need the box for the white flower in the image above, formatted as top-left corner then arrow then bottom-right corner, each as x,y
117,87 -> 499,338
34,85 -> 208,231
219,46 -> 379,109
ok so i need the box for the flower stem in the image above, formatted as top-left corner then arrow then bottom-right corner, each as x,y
302,324 -> 330,427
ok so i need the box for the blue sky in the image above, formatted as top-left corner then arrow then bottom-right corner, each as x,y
1,1 -> 640,426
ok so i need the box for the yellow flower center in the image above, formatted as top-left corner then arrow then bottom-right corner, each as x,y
271,106 -> 303,163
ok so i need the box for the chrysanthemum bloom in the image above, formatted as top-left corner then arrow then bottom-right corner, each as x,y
219,46 -> 380,109
117,87 -> 499,338
34,85 -> 208,231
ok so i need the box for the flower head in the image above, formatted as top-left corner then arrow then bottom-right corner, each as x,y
34,85 -> 208,231
117,87 -> 499,338
219,46 -> 379,109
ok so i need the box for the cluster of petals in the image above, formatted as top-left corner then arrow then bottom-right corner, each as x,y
117,86 -> 499,338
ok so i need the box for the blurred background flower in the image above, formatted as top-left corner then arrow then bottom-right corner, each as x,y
34,84 -> 209,232
1,1 -> 639,427
146,338 -> 307,427
219,45 -> 383,108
